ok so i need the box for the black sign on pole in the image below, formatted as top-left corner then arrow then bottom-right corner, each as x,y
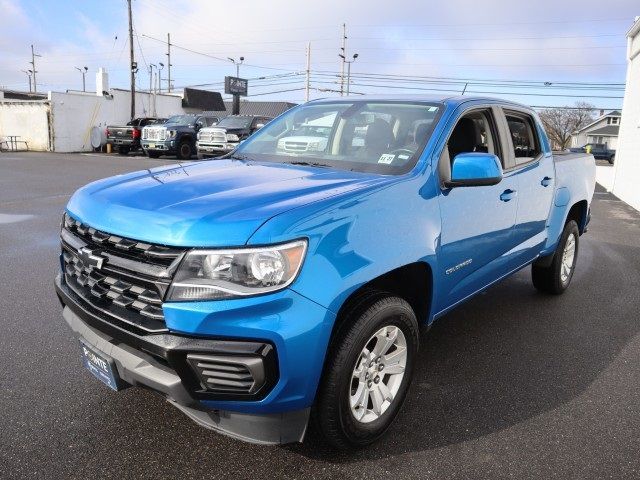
225,76 -> 248,96
225,76 -> 248,115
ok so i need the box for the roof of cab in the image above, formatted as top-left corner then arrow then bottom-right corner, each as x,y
308,94 -> 532,110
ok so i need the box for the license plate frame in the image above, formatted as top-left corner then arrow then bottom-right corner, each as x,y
79,340 -> 122,391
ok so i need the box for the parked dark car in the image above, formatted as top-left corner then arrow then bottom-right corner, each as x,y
570,143 -> 615,164
141,114 -> 219,159
106,118 -> 165,155
196,115 -> 271,159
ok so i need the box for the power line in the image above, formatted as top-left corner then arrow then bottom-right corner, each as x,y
139,33 -> 297,72
311,80 -> 624,99
246,87 -> 306,97
311,70 -> 626,87
311,72 -> 625,91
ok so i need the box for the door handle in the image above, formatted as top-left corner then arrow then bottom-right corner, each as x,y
500,189 -> 516,202
541,176 -> 553,187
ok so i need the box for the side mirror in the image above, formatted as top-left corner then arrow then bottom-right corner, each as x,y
195,121 -> 204,130
445,152 -> 502,188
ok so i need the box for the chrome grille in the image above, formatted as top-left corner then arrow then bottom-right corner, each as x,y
60,215 -> 186,333
200,129 -> 226,143
143,127 -> 166,141
283,141 -> 309,152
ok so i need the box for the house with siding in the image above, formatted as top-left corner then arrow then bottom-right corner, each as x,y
571,110 -> 621,149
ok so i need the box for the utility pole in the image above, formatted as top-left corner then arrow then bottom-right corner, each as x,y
30,45 -> 41,93
305,42 -> 311,102
127,0 -> 136,120
166,33 -> 172,92
339,23 -> 346,96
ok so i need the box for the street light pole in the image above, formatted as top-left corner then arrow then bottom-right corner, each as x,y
158,62 -> 165,94
21,70 -> 33,92
148,63 -> 157,115
75,66 -> 88,92
339,53 -> 358,96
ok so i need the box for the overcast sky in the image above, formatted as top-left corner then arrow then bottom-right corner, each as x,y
1,0 -> 637,109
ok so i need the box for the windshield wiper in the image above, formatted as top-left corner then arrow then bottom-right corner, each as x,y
226,153 -> 250,161
288,160 -> 331,168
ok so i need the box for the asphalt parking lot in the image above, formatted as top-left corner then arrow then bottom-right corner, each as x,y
1,152 -> 639,479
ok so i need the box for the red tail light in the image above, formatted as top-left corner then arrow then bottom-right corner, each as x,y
132,128 -> 141,138
106,128 -> 110,137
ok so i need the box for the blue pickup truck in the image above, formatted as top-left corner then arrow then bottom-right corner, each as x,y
55,96 -> 595,449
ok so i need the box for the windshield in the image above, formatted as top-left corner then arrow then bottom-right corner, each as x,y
166,115 -> 196,125
217,116 -> 253,129
235,101 -> 442,174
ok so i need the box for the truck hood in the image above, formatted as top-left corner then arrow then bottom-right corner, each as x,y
66,159 -> 391,247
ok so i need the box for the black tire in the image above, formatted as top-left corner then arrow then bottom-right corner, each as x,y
117,146 -> 130,155
608,155 -> 615,165
313,291 -> 419,449
147,151 -> 161,159
532,220 -> 579,294
177,141 -> 193,160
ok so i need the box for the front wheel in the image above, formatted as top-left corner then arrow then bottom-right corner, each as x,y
177,141 -> 193,160
313,291 -> 419,449
608,155 -> 615,165
532,220 -> 579,294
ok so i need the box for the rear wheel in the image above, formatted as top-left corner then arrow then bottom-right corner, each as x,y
177,141 -> 193,160
313,291 -> 419,449
608,155 -> 615,165
147,151 -> 161,159
532,220 -> 579,294
117,146 -> 130,155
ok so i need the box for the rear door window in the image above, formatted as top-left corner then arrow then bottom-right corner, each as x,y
505,113 -> 541,165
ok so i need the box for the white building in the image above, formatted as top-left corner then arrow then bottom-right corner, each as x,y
0,68 -> 222,152
611,17 -> 640,211
571,110 -> 621,150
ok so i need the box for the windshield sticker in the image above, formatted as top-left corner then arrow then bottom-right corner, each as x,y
378,154 -> 395,164
427,106 -> 438,112
397,154 -> 410,160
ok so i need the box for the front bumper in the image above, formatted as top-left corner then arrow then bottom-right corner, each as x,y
55,273 -> 334,443
196,141 -> 237,155
141,139 -> 176,153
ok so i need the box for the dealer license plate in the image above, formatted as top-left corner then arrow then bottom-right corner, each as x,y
79,340 -> 121,391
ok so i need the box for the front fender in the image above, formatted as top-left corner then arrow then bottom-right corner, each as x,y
248,171 -> 441,318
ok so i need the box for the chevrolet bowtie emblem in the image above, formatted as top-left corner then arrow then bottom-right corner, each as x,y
78,247 -> 105,270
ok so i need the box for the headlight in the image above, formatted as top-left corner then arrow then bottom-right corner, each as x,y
166,129 -> 177,140
196,131 -> 202,140
167,239 -> 307,301
226,133 -> 240,142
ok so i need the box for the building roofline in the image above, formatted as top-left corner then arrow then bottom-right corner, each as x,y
628,16 -> 640,38
574,111 -> 621,133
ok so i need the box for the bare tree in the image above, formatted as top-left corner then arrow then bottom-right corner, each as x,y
539,102 -> 596,150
